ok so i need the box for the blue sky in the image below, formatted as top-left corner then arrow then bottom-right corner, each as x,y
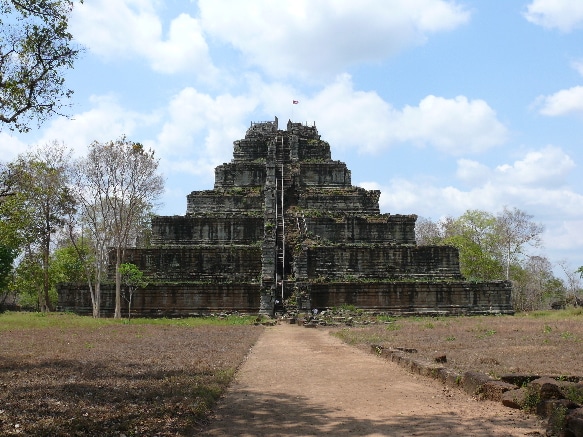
2,0 -> 583,275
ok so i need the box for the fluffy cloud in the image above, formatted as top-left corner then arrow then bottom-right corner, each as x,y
457,146 -> 575,188
0,133 -> 30,161
368,146 -> 582,254
36,95 -> 159,156
71,0 -> 217,76
394,95 -> 507,154
536,86 -> 583,116
199,0 -> 470,79
294,75 -> 507,154
154,87 -> 257,177
524,0 -> 583,32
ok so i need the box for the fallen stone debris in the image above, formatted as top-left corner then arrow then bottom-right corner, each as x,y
369,344 -> 583,437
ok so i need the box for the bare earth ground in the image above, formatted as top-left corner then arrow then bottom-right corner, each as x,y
3,312 -> 580,436
331,313 -> 583,377
203,323 -> 545,436
0,321 -> 263,436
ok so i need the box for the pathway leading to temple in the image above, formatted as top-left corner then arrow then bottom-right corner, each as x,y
202,324 -> 544,436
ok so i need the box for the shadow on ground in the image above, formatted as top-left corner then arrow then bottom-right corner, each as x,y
203,389 -> 540,436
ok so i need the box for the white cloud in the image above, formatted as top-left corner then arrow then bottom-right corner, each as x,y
457,146 -> 575,190
71,0 -> 218,76
199,0 -> 470,79
37,95 -> 159,156
536,86 -> 583,116
292,75 -> 507,155
456,159 -> 490,185
376,174 -> 583,254
524,0 -> 583,32
493,145 -> 575,187
546,220 -> 583,251
367,145 -> 583,255
395,95 -> 507,154
0,133 -> 30,161
155,87 -> 257,177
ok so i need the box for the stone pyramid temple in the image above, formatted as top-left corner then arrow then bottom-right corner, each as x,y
59,118 -> 513,317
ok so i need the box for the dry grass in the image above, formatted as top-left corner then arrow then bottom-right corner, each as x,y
0,313 -> 263,436
332,309 -> 583,379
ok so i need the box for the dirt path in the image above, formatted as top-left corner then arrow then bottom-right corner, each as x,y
203,323 -> 545,436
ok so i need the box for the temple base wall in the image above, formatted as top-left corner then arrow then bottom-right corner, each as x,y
307,281 -> 514,315
57,283 -> 261,317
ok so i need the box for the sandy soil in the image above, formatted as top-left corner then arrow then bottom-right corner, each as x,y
203,323 -> 545,436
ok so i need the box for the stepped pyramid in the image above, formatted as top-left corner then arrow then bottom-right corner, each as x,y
59,117 -> 513,316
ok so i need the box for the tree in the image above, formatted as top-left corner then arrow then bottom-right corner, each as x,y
0,244 -> 16,310
0,162 -> 15,203
557,260 -> 582,303
441,210 -> 504,281
75,137 -> 163,319
0,0 -> 83,132
64,205 -> 110,318
417,211 -> 504,281
50,240 -> 89,284
415,217 -> 442,246
119,263 -> 147,321
511,255 -> 564,311
6,143 -> 76,311
496,206 -> 544,280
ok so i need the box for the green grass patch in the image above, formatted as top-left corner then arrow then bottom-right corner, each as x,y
0,311 -> 257,331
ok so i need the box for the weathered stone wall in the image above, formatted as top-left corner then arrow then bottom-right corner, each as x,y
151,215 -> 263,245
186,190 -> 263,214
307,281 -> 513,314
298,188 -> 381,213
295,245 -> 462,280
290,137 -> 331,161
286,120 -> 320,140
57,282 -> 261,317
233,138 -> 268,162
300,214 -> 416,244
213,162 -> 266,188
295,162 -> 351,187
121,246 -> 262,282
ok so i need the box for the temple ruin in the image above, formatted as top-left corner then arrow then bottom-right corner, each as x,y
58,118 -> 513,316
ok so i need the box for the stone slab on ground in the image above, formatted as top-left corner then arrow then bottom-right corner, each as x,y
202,324 -> 544,436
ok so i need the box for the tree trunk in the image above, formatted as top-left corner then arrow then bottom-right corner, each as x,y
43,241 -> 53,312
42,217 -> 54,311
114,246 -> 122,319
90,280 -> 100,318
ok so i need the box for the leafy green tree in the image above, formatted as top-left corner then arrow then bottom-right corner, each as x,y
3,144 -> 76,311
0,162 -> 15,203
12,250 -> 47,309
0,0 -> 83,132
50,241 -> 88,284
417,208 -> 544,283
119,263 -> 147,321
422,210 -> 504,280
0,244 -> 16,310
